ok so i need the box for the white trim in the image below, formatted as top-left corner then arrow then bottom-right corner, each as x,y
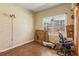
0,39 -> 34,53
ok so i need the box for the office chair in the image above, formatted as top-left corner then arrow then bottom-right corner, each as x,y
57,32 -> 74,56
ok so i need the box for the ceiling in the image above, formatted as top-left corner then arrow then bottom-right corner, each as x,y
18,3 -> 62,12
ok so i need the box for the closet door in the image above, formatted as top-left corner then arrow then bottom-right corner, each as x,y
0,15 -> 11,50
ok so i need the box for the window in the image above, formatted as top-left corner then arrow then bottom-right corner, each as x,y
42,13 -> 67,37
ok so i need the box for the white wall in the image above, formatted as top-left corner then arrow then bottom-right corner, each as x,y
0,4 -> 34,51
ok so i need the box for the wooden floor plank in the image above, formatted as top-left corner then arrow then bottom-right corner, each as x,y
0,41 -> 58,56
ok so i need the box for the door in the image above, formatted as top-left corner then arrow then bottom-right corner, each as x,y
74,3 -> 79,55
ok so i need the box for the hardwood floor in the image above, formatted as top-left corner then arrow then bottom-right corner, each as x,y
0,41 -> 58,56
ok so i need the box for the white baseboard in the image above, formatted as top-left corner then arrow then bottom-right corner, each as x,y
0,39 -> 34,53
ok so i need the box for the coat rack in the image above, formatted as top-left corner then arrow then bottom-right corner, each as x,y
10,14 -> 15,46
0,11 -> 16,47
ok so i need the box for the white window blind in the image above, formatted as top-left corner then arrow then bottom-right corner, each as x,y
43,13 -> 67,37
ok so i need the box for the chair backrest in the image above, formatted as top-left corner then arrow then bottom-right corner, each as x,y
58,32 -> 65,43
58,32 -> 63,39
